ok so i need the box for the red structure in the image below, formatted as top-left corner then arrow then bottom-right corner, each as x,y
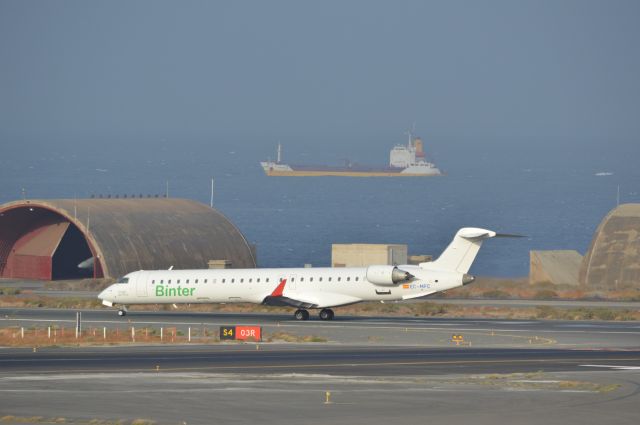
0,203 -> 101,280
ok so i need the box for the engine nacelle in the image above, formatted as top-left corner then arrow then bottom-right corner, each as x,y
366,265 -> 414,286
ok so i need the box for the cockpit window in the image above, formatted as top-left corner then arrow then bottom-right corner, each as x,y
117,277 -> 129,284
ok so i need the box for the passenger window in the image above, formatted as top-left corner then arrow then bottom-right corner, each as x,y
168,280 -> 171,284
232,279 -> 235,283
160,280 -> 164,284
319,277 -> 323,282
222,279 -> 225,283
152,280 -> 155,284
257,278 -> 260,283
177,280 -> 180,284
195,279 -> 198,284
310,277 -> 313,282
356,277 -> 359,281
300,277 -> 304,282
205,279 -> 208,283
249,278 -> 252,283
240,279 -> 244,283
267,278 -> 270,283
338,277 -> 341,282
328,277 -> 332,282
291,278 -> 295,282
347,277 -> 350,281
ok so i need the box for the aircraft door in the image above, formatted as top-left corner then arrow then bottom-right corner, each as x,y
135,273 -> 148,297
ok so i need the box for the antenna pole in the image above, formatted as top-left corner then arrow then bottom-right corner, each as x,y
210,178 -> 214,208
165,180 -> 169,198
617,185 -> 620,206
277,143 -> 282,164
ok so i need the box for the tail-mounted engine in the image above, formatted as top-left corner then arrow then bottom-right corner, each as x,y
366,265 -> 414,286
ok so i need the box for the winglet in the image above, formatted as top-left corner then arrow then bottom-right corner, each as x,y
270,279 -> 287,297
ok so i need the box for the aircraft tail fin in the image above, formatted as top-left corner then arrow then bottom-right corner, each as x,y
420,228 -> 497,274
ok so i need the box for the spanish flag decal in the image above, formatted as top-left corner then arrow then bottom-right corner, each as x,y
402,284 -> 410,289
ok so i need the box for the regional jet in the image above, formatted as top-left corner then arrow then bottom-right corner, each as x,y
99,227 -> 504,320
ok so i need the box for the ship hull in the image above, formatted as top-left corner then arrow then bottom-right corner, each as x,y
261,162 -> 442,177
264,169 -> 441,177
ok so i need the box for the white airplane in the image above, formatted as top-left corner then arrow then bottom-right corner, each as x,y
99,227 -> 504,320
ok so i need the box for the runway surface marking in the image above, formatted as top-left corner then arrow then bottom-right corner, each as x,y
1,351 -> 639,375
580,364 -> 640,370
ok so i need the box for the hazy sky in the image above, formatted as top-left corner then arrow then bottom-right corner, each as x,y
1,0 -> 639,157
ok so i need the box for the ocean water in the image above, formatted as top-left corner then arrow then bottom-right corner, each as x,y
1,140 -> 637,277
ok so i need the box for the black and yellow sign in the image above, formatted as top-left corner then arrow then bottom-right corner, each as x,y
220,326 -> 236,340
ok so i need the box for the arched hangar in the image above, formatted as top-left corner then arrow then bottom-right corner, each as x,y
0,198 -> 256,281
579,203 -> 640,290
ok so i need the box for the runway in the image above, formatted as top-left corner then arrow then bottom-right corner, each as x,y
1,344 -> 640,376
1,307 -> 639,375
1,308 -> 640,424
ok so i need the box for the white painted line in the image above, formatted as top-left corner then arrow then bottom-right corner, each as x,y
580,364 -> 640,370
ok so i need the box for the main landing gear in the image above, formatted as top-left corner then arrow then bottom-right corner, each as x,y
117,307 -> 128,317
293,308 -> 334,321
294,309 -> 309,320
319,308 -> 334,321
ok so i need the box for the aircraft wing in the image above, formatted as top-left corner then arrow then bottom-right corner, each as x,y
262,278 -> 362,308
262,290 -> 361,309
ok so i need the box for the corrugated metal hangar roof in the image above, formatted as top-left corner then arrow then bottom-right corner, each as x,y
579,203 -> 640,290
0,198 -> 256,280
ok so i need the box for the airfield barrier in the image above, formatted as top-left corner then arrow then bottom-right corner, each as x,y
0,325 -> 250,347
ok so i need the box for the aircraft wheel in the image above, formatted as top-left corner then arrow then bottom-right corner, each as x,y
319,309 -> 334,321
117,309 -> 127,317
294,309 -> 309,321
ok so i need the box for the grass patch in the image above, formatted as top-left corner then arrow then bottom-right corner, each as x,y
130,420 -> 156,425
266,331 -> 327,343
0,416 -> 152,425
481,289 -> 511,299
0,287 -> 21,295
533,289 -> 558,299
0,325 -> 221,347
42,278 -> 115,292
415,302 -> 448,316
465,373 -> 620,393
535,306 -> 636,321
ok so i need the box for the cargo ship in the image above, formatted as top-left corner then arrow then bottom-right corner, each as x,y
260,135 -> 442,177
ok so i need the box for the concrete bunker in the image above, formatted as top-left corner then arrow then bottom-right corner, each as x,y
0,198 -> 256,281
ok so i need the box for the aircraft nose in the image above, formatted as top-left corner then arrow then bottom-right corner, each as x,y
98,287 -> 112,300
